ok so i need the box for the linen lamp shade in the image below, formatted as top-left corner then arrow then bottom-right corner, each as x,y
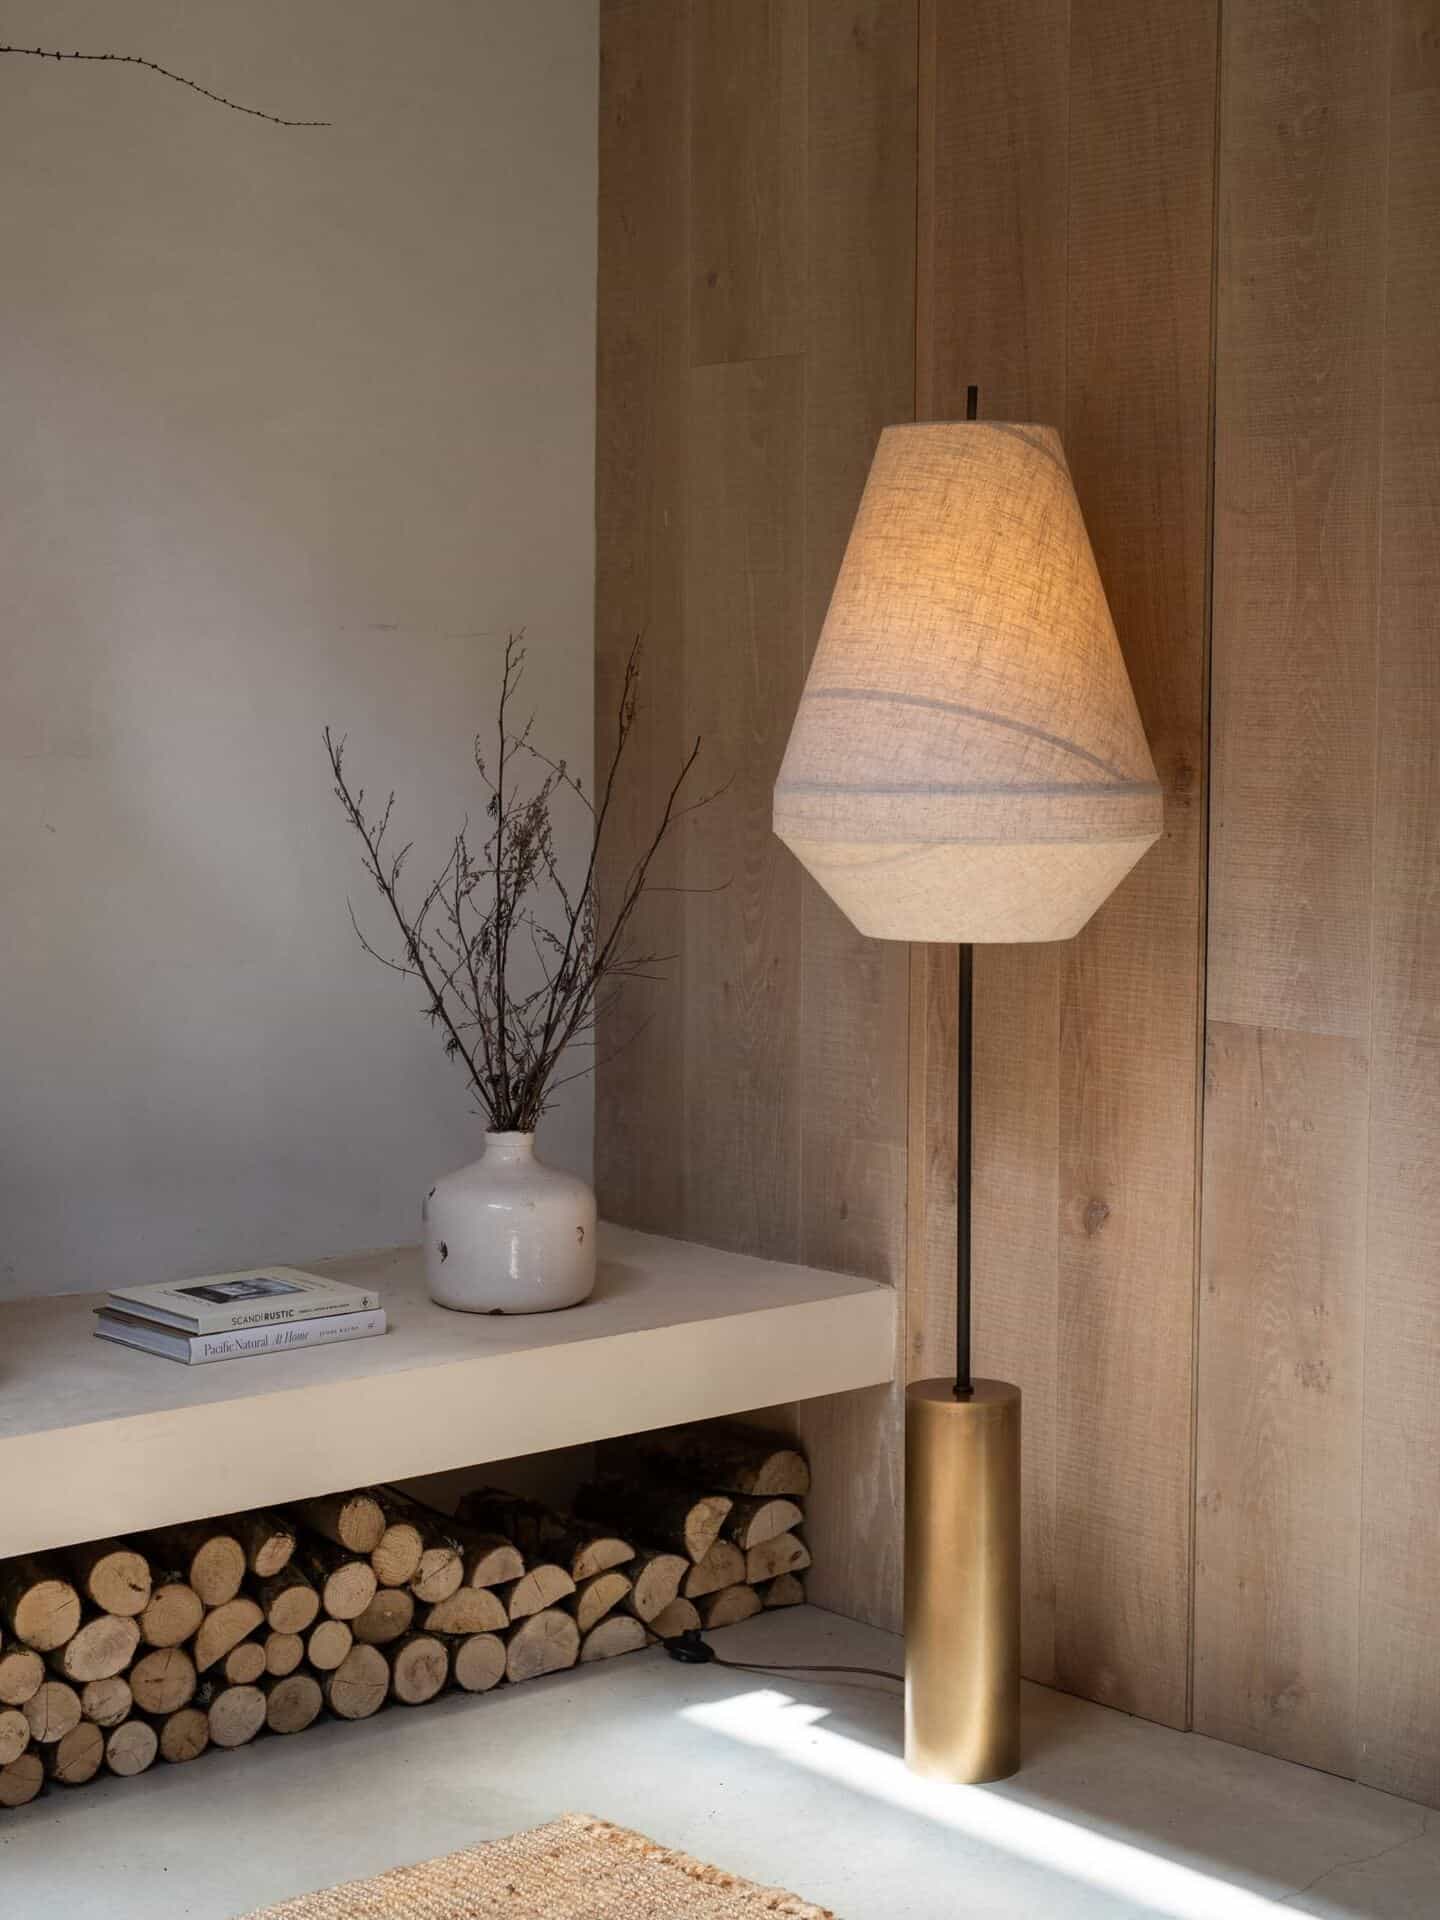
773,422 -> 1162,943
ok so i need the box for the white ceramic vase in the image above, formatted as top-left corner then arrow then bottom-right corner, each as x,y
423,1132 -> 596,1314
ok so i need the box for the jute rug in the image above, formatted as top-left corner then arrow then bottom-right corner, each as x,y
240,1813 -> 836,1919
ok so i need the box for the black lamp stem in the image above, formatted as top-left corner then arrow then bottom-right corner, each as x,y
954,379 -> 980,1401
955,940 -> 974,1399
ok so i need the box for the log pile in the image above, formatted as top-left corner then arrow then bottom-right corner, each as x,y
0,1423 -> 809,1812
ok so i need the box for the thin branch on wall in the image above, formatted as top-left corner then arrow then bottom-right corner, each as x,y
0,44 -> 330,127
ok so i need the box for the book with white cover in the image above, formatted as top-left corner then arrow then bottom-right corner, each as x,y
94,1306 -> 387,1365
105,1265 -> 380,1334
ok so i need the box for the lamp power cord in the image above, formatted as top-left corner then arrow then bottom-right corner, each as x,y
661,1628 -> 903,1686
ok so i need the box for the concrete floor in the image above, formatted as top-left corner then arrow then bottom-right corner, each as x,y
1,1608 -> 1435,1918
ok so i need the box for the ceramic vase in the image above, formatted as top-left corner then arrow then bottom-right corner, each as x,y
423,1132 -> 596,1314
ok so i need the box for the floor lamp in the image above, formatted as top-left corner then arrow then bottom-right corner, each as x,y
773,416 -> 1162,1783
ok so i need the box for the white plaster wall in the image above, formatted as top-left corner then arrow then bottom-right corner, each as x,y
0,3 -> 598,1297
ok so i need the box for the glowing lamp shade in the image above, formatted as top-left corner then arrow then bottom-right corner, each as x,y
773,423 -> 1162,943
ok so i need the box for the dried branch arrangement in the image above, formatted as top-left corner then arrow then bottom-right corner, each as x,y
326,637 -> 720,1133
0,1427 -> 809,1807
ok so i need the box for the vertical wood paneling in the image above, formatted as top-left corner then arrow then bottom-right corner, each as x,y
1198,0 -> 1389,1770
1358,0 -> 1440,1808
599,1 -> 917,1633
682,357 -> 806,1256
595,0 -> 692,1234
1208,0 -> 1387,1039
1055,0 -> 1216,1727
799,0 -> 915,1289
787,1 -> 918,1633
599,0 -> 1440,1802
689,0 -> 808,367
1196,1024 -> 1368,1772
913,0 -> 1069,1687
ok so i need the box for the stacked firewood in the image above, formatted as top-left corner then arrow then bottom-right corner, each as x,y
0,1425 -> 809,1811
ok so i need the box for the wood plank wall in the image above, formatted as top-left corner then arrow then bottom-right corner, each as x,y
596,0 -> 916,1632
912,0 -> 1218,1727
598,0 -> 1440,1804
1197,0 -> 1440,1806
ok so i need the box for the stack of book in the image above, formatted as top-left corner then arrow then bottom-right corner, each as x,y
93,1265 -> 386,1365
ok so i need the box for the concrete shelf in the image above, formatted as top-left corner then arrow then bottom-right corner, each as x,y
0,1223 -> 895,1559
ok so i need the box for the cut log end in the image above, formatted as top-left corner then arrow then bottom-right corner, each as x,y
409,1545 -> 464,1605
157,1705 -> 210,1764
23,1681 -> 82,1745
505,1609 -> 580,1683
194,1598 -> 264,1674
140,1582 -> 205,1649
130,1647 -> 197,1717
761,1572 -> 805,1609
371,1522 -> 425,1590
66,1541 -> 153,1618
265,1672 -> 323,1735
504,1564 -> 576,1623
256,1565 -> 321,1636
2,1569 -> 82,1653
569,1570 -> 632,1637
700,1584 -> 763,1630
570,1534 -> 633,1582
206,1684 -> 266,1749
682,1540 -> 745,1600
264,1632 -> 305,1678
624,1551 -> 688,1624
744,1533 -> 811,1585
306,1619 -> 354,1673
464,1536 -> 525,1589
49,1719 -> 105,1785
422,1587 -> 507,1637
324,1644 -> 389,1721
0,1751 -> 45,1808
724,1496 -> 805,1552
52,1613 -> 141,1684
646,1596 -> 701,1642
229,1511 -> 297,1580
352,1587 -> 416,1647
223,1640 -> 267,1686
187,1535 -> 246,1609
0,1708 -> 29,1766
80,1675 -> 133,1728
451,1632 -> 506,1694
321,1561 -> 378,1623
389,1634 -> 449,1706
294,1492 -> 385,1555
105,1718 -> 159,1778
0,1648 -> 46,1708
580,1615 -> 647,1663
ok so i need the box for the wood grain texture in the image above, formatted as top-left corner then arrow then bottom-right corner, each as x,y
690,0 -> 807,366
787,1 -> 918,1634
595,0 -> 691,1234
1195,1023 -> 1368,1773
1208,0 -> 1387,1038
912,0 -> 1070,1687
683,355 -> 806,1255
597,4 -> 917,1633
798,0 -> 914,1287
1358,0 -> 1440,1808
1055,0 -> 1215,1728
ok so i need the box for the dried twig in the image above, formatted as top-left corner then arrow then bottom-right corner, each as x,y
0,45 -> 330,127
327,636 -> 723,1131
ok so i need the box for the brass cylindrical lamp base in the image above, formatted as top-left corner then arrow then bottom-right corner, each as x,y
905,1377 -> 1021,1783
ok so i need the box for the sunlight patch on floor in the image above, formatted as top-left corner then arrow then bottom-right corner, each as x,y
684,1689 -> 1295,1920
